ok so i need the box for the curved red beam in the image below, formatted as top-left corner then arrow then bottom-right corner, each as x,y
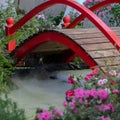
14,31 -> 97,68
68,0 -> 120,28
10,0 -> 120,67
10,0 -> 120,49
65,0 -> 120,62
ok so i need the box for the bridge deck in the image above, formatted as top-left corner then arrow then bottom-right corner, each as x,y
14,27 -> 120,68
57,27 -> 120,67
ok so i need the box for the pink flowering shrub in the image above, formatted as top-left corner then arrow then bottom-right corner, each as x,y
83,0 -> 112,16
82,0 -> 120,27
34,67 -> 120,120
63,67 -> 120,120
34,107 -> 63,120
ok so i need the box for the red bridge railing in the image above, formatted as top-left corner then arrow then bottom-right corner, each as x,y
5,0 -> 120,68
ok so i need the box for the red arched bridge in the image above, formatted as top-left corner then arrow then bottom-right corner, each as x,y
6,0 -> 120,69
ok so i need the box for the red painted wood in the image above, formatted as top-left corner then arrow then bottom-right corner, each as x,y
65,0 -> 120,50
61,16 -> 71,28
65,53 -> 77,63
5,17 -> 16,51
66,0 -> 120,62
8,0 -> 120,68
62,49 -> 76,62
68,0 -> 120,28
9,0 -> 120,51
14,31 -> 97,68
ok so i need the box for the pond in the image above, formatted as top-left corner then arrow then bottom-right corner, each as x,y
8,69 -> 90,119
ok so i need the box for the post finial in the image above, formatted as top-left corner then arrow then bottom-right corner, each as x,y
61,15 -> 70,28
6,17 -> 14,27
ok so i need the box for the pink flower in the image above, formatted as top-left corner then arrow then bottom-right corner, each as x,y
100,116 -> 110,120
107,6 -> 112,11
90,89 -> 97,97
69,101 -> 75,110
97,79 -> 104,86
84,90 -> 90,98
84,72 -> 93,81
109,70 -> 116,76
84,68 -> 100,81
37,110 -> 52,120
98,79 -> 108,86
93,68 -> 100,74
101,11 -> 105,16
96,103 -> 114,113
37,14 -> 45,20
74,88 -> 84,98
36,113 -> 41,119
62,100 -> 67,108
67,76 -> 75,84
65,89 -> 74,97
79,98 -> 82,103
117,73 -> 120,78
52,108 -> 63,117
84,74 -> 91,81
112,89 -> 119,94
108,103 -> 114,113
97,89 -> 108,100
96,9 -> 100,14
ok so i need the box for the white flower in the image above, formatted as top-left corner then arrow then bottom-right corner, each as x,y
103,79 -> 108,84
109,70 -> 116,76
97,79 -> 104,86
105,88 -> 111,94
37,14 -> 45,20
97,79 -> 108,86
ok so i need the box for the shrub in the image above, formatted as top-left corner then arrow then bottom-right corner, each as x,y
83,0 -> 120,27
109,4 -> 120,26
63,67 -> 120,120
0,94 -> 26,120
33,67 -> 120,120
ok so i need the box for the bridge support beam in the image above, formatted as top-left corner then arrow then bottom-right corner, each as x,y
14,31 -> 97,69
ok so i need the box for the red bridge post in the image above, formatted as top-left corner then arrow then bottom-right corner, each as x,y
61,15 -> 71,28
6,17 -> 16,52
61,15 -> 77,62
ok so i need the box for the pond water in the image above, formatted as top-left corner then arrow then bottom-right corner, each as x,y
8,69 -> 90,119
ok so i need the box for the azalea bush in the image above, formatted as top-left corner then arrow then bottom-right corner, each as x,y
109,4 -> 120,26
83,0 -> 120,27
63,68 -> 120,120
34,67 -> 120,120
83,0 -> 113,17
34,107 -> 63,120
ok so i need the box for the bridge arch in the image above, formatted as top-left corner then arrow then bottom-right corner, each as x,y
68,0 -> 120,29
9,0 -> 120,49
10,0 -> 120,68
66,0 -> 120,62
14,30 -> 97,68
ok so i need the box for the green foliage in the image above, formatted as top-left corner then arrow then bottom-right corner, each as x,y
70,57 -> 89,69
0,1 -> 16,39
0,4 -> 26,117
63,67 -> 120,120
48,11 -> 64,26
0,1 -> 23,93
0,32 -> 22,93
0,1 -> 60,45
109,4 -> 120,26
0,94 -> 26,120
